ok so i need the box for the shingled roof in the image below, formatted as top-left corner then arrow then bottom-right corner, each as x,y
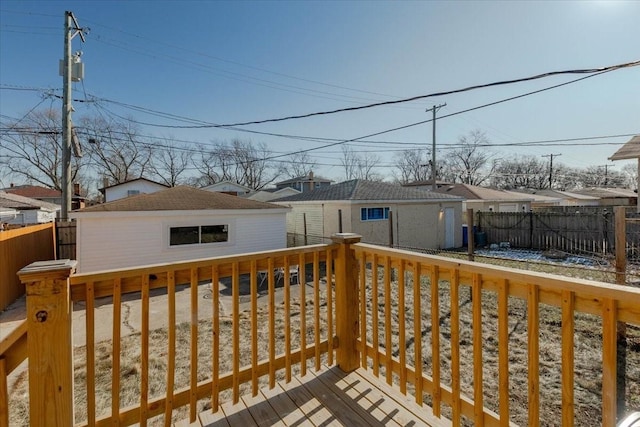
77,186 -> 284,212
0,191 -> 60,210
273,180 -> 461,202
433,183 -> 533,201
609,135 -> 640,161
3,185 -> 61,199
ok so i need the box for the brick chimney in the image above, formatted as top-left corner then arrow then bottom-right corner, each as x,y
73,183 -> 80,196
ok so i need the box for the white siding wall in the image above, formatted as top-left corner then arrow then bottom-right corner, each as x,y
7,209 -> 56,225
284,204 -> 325,244
105,181 -> 167,202
74,210 -> 287,273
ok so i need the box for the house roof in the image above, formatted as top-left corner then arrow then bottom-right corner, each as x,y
502,190 -> 562,203
273,179 -> 461,202
609,135 -> 640,161
202,181 -> 252,192
276,173 -> 332,185
0,191 -> 60,211
433,184 -> 532,202
77,185 -> 284,212
572,187 -> 637,199
512,189 -> 599,201
3,185 -> 61,199
246,187 -> 301,202
99,177 -> 169,193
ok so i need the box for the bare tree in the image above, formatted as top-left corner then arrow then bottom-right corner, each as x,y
0,108 -> 85,190
281,151 -> 316,179
340,146 -> 383,181
193,139 -> 279,190
493,155 -> 549,189
392,148 -> 430,184
79,116 -> 153,184
148,136 -> 193,187
621,163 -> 638,191
447,130 -> 493,185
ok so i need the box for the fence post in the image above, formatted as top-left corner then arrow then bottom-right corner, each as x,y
18,259 -> 77,426
332,233 -> 361,372
614,206 -> 627,420
467,208 -> 474,261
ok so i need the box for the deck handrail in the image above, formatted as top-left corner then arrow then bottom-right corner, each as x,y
353,242 -> 640,427
10,235 -> 640,426
17,242 -> 343,426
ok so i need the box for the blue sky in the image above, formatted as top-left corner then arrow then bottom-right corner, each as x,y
1,0 -> 638,183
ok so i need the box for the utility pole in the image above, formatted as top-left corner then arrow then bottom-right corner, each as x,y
541,153 -> 561,189
61,11 -> 86,221
597,163 -> 615,187
426,103 -> 446,191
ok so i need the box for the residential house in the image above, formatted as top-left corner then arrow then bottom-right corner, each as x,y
502,190 -> 564,209
428,183 -> 533,213
275,171 -> 332,193
246,187 -> 301,202
508,189 -> 600,208
273,179 -> 463,249
0,191 -> 59,224
100,177 -> 169,202
3,183 -> 85,210
202,181 -> 252,196
609,134 -> 640,212
571,187 -> 637,208
70,185 -> 290,273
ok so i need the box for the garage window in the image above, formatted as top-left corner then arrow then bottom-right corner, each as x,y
360,207 -> 390,221
170,225 -> 228,246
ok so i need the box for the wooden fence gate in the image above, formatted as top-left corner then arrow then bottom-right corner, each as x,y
55,220 -> 76,260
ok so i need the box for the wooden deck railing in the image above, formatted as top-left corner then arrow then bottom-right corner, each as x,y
4,233 -> 640,426
353,242 -> 640,427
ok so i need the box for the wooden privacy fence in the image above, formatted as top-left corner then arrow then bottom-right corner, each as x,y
0,223 -> 55,311
476,209 -> 638,255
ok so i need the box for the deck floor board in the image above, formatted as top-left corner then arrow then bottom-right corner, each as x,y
179,365 -> 449,427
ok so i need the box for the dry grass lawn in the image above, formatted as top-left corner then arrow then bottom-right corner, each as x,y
7,261 -> 639,426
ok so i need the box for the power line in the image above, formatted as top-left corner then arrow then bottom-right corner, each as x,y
213,60 -> 640,127
90,60 -> 639,130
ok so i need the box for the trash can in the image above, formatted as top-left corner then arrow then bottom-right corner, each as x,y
474,231 -> 487,247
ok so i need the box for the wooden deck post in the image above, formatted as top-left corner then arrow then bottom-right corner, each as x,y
331,233 -> 362,373
18,259 -> 77,426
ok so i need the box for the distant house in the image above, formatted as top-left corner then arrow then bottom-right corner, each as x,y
3,183 -> 85,210
70,186 -> 290,273
246,187 -> 301,202
100,178 -> 169,202
508,189 -> 600,208
273,179 -> 463,250
502,190 -> 563,209
609,134 -> 640,212
275,171 -> 332,193
428,183 -> 533,213
0,191 -> 59,224
571,187 -> 637,208
202,181 -> 252,196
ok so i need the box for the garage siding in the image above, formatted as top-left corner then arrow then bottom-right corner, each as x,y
75,211 -> 287,273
